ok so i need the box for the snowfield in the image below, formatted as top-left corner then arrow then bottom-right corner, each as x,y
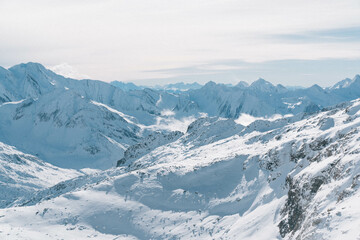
1,97 -> 359,239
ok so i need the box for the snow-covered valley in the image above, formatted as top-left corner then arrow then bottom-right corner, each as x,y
0,63 -> 359,239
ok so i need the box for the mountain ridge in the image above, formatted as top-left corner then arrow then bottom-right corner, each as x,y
1,97 -> 359,239
1,62 -> 360,169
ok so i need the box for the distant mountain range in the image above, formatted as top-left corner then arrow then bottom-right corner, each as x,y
1,62 -> 360,169
110,80 -> 203,92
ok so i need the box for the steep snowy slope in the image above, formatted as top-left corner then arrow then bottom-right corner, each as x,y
331,74 -> 360,101
117,130 -> 184,168
330,78 -> 352,89
0,89 -> 143,169
1,99 -> 359,239
0,141 -> 82,208
0,67 -> 18,103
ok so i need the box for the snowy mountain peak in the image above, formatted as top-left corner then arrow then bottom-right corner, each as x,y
330,74 -> 360,90
309,84 -> 324,92
252,77 -> 271,84
203,80 -> 217,88
9,62 -> 47,72
235,81 -> 249,88
250,78 -> 276,92
276,83 -> 286,89
162,82 -> 203,91
351,74 -> 360,85
8,62 -> 53,83
110,81 -> 142,91
331,78 -> 352,89
0,66 -> 8,74
6,62 -> 58,99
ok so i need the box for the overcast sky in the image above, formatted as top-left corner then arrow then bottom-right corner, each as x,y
0,0 -> 360,86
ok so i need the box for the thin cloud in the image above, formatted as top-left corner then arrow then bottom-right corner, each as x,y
48,63 -> 90,80
0,0 -> 359,84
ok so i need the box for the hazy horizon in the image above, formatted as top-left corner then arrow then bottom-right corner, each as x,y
2,61 -> 359,89
1,0 -> 360,87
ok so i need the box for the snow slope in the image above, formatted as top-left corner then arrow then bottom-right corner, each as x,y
0,89 -> 144,169
1,99 -> 359,239
0,141 -> 82,208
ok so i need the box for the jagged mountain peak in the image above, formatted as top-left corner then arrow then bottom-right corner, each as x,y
110,81 -> 142,91
250,78 -> 276,92
162,82 -> 203,91
235,81 -> 249,88
5,62 -> 59,99
203,80 -> 217,87
8,62 -> 56,82
0,66 -> 8,74
331,77 -> 352,89
9,62 -> 46,71
351,74 -> 360,85
251,77 -> 272,85
276,83 -> 286,89
309,84 -> 324,91
330,74 -> 360,90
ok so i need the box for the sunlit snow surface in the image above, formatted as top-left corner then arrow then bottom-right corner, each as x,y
1,99 -> 360,239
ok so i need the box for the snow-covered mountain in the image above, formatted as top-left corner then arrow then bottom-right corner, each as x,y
155,82 -> 203,92
1,63 -> 360,120
0,89 -> 144,169
1,62 -> 360,171
110,81 -> 143,91
186,74 -> 360,118
110,81 -> 203,92
330,77 -> 353,89
0,63 -> 201,168
1,98 -> 359,239
0,63 -> 199,121
0,141 -> 82,208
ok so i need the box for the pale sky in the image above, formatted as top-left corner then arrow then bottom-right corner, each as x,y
0,0 -> 360,86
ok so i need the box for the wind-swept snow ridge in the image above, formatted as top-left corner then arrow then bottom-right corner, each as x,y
1,98 -> 359,239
